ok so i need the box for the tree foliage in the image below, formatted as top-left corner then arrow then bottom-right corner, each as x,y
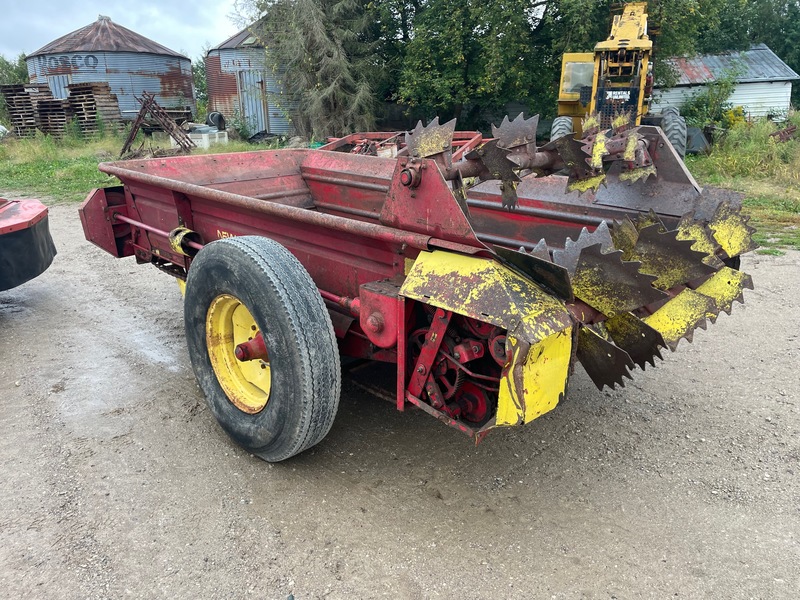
0,53 -> 29,126
0,53 -> 28,86
192,47 -> 210,119
244,0 -> 378,139
234,0 -> 798,132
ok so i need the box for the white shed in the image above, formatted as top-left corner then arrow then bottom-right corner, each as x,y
651,44 -> 799,119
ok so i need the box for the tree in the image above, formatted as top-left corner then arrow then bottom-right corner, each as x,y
230,0 -> 798,137
0,53 -> 29,126
0,53 -> 28,85
694,1 -> 800,106
242,0 -> 378,139
397,0 -> 551,126
192,47 -> 209,118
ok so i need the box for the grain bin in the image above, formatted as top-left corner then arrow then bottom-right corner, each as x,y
206,24 -> 294,137
26,15 -> 195,120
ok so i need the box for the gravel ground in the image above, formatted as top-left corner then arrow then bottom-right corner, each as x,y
1,202 -> 798,599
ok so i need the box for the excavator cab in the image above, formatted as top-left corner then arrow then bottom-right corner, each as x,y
552,2 -> 686,156
554,3 -> 653,135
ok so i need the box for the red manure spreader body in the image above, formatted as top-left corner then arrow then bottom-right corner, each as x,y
80,115 -> 755,461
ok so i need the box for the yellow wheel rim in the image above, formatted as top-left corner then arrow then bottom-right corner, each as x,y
206,294 -> 271,414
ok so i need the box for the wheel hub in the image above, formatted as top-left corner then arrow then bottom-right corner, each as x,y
206,294 -> 271,414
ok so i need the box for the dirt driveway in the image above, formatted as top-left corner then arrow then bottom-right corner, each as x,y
1,202 -> 798,599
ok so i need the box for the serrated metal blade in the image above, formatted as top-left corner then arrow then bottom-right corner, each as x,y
643,288 -> 718,350
610,216 -> 640,256
491,113 -> 539,149
676,211 -> 725,269
708,201 -> 758,257
529,238 -> 552,262
467,138 -> 520,182
694,266 -> 754,318
552,221 -> 614,275
604,311 -> 666,370
569,244 -> 669,316
625,224 -> 717,290
577,326 -> 634,390
633,209 -> 666,232
405,117 -> 456,159
493,245 -> 574,302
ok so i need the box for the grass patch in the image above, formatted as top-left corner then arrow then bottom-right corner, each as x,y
0,133 -> 126,202
756,248 -> 785,256
686,113 -> 800,252
0,130 -> 285,203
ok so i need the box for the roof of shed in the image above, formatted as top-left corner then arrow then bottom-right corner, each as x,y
28,16 -> 187,59
210,21 -> 268,51
664,44 -> 799,86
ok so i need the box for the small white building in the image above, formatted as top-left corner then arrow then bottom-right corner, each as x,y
652,44 -> 799,119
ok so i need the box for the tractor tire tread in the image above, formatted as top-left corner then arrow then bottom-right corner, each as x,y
661,108 -> 688,158
550,116 -> 574,142
229,236 -> 340,454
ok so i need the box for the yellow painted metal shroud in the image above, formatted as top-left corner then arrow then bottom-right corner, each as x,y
401,251 -> 574,428
400,202 -> 755,431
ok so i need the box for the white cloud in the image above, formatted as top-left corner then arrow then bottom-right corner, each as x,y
1,0 -> 243,62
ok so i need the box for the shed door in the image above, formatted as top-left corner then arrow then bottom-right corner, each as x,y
237,70 -> 269,136
47,74 -> 72,99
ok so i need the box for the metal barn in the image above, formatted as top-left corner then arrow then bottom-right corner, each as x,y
652,44 -> 799,119
206,25 -> 294,136
26,16 -> 195,120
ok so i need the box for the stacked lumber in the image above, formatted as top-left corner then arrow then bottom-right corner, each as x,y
0,84 -> 53,138
67,82 -> 123,135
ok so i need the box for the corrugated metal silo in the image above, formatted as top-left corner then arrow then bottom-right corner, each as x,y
26,15 -> 195,120
206,24 -> 295,136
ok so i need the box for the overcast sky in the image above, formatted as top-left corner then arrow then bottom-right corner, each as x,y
0,1 -> 249,62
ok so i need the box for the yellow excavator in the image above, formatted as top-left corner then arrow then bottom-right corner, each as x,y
551,2 -> 687,156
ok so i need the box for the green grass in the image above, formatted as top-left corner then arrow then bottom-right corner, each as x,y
685,112 -> 800,252
0,133 -> 123,202
0,130 -> 284,203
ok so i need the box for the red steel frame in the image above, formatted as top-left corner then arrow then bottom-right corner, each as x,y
79,141 -> 693,438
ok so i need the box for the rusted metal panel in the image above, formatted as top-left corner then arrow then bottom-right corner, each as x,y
238,69 -> 269,135
27,51 -> 194,119
206,53 -> 239,119
205,47 -> 294,135
46,74 -> 72,99
662,44 -> 799,86
28,16 -> 185,59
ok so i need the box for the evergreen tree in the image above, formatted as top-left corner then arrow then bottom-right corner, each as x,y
254,0 -> 378,139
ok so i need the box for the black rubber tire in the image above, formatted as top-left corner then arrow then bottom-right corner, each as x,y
205,111 -> 226,131
184,236 -> 341,462
550,116 -> 574,142
661,107 -> 687,158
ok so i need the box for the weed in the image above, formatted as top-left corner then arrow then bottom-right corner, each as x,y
687,114 -> 800,252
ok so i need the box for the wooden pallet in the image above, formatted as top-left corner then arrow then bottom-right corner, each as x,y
36,99 -> 73,137
66,82 -> 123,136
0,84 -> 53,138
